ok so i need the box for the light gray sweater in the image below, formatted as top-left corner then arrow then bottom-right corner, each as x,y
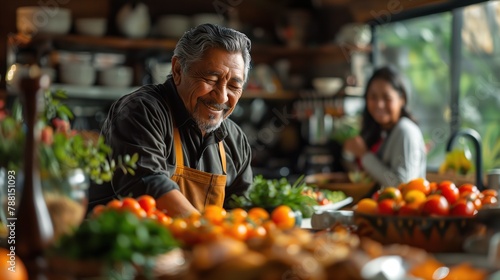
360,117 -> 426,187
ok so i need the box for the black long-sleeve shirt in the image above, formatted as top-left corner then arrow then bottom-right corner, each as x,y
89,78 -> 253,208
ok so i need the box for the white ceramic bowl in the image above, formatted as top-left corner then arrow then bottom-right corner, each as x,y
17,6 -> 71,35
75,18 -> 107,36
156,15 -> 191,38
99,66 -> 133,87
312,77 -> 343,96
60,63 -> 96,86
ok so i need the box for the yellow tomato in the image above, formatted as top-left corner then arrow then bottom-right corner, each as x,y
354,198 -> 378,214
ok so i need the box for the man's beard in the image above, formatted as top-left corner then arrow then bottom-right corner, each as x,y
192,101 -> 232,134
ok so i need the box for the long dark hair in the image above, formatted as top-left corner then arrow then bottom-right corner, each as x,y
361,66 -> 417,148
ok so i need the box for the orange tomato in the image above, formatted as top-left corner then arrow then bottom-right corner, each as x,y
262,220 -> 277,233
106,199 -> 123,210
228,208 -> 248,224
354,198 -> 378,214
92,204 -> 106,217
246,224 -> 267,240
202,205 -> 227,225
271,205 -> 295,230
463,192 -> 483,210
169,218 -> 188,238
137,195 -> 156,214
154,210 -> 172,226
458,183 -> 479,196
0,248 -> 28,280
121,197 -> 146,218
481,195 -> 498,206
481,189 -> 498,198
378,187 -> 403,202
403,178 -> 431,195
224,222 -> 248,241
247,207 -> 270,224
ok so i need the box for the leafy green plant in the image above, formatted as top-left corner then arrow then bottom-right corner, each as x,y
482,123 -> 500,171
0,89 -> 137,184
52,210 -> 179,279
230,175 -> 318,218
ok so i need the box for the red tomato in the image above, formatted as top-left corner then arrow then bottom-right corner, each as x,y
450,199 -> 476,216
398,202 -> 421,216
377,199 -> 397,215
421,195 -> 449,216
458,183 -> 479,196
437,181 -> 459,205
319,198 -> 330,205
137,195 -> 157,214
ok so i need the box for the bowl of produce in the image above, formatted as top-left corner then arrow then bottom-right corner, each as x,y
305,172 -> 375,204
352,178 -> 498,253
230,175 -> 346,222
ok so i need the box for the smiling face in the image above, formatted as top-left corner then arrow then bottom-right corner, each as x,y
172,48 -> 245,136
366,78 -> 405,130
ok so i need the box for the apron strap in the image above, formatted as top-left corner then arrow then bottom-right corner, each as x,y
173,127 -> 184,167
173,127 -> 226,173
219,141 -> 226,174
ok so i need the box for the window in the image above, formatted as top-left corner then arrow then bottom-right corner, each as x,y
375,12 -> 452,169
374,2 -> 500,172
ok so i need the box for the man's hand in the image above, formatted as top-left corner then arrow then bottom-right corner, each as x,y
156,190 -> 200,217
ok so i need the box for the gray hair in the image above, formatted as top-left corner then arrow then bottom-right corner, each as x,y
172,23 -> 252,83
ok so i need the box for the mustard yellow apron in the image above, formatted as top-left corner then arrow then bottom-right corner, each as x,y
171,128 -> 227,211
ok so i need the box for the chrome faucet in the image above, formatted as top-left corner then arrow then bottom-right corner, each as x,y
446,128 -> 484,190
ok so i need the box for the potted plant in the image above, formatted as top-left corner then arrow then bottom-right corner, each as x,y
0,89 -> 138,239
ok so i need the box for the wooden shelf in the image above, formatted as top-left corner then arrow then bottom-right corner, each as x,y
13,33 -> 369,57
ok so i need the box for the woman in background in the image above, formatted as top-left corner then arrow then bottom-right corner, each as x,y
343,66 -> 426,188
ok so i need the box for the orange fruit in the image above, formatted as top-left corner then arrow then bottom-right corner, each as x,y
404,189 -> 427,205
227,208 -> 248,224
202,205 -> 227,225
0,247 -> 28,280
354,198 -> 378,214
247,207 -> 270,224
403,178 -> 431,195
271,205 -> 296,230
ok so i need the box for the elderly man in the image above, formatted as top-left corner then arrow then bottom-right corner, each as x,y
89,24 -> 253,217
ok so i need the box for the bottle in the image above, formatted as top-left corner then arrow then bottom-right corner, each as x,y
16,65 -> 54,278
